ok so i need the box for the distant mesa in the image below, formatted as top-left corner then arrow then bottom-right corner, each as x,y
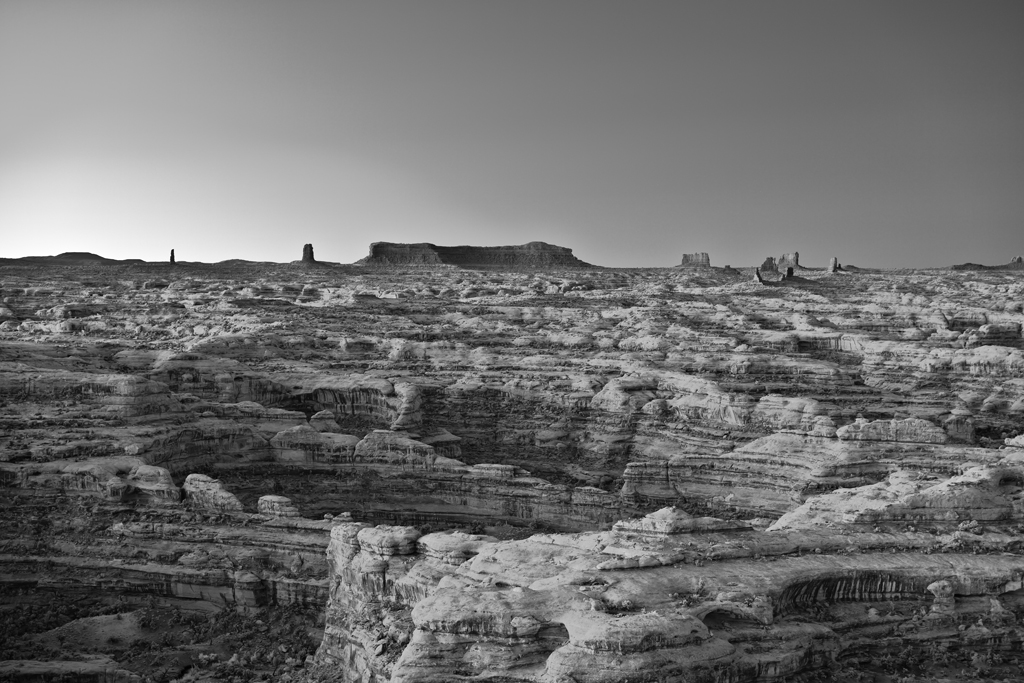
302,243 -> 316,263
0,252 -> 145,265
357,241 -> 593,269
952,256 -> 1024,271
676,252 -> 711,268
54,252 -> 110,262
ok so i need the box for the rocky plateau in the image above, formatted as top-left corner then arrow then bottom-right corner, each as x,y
2,245 -> 1024,682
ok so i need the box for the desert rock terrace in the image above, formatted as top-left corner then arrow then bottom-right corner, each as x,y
1,251 -> 1023,682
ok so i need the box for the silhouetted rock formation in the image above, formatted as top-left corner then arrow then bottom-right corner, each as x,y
828,256 -> 841,273
358,241 -> 593,269
170,249 -> 175,264
53,252 -> 110,262
759,257 -> 779,273
677,252 -> 711,268
302,244 -> 315,263
951,257 -> 1024,271
0,252 -> 146,266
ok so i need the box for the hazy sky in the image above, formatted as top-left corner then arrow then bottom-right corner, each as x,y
1,1 -> 1022,267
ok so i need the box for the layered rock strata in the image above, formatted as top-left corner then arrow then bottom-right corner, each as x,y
310,492 -> 1024,682
2,257 -> 1024,680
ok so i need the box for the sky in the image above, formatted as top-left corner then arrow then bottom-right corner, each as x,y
1,1 -> 1022,268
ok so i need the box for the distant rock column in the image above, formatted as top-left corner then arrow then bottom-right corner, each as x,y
302,243 -> 316,262
828,257 -> 839,273
170,249 -> 175,264
759,257 -> 779,273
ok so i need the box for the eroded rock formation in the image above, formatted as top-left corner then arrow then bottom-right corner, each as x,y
778,251 -> 800,270
2,255 -> 1024,681
307,496 -> 1024,682
303,243 -> 316,262
678,252 -> 711,268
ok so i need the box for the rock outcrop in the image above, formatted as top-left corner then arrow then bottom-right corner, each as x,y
357,241 -> 593,269
778,251 -> 800,270
677,252 -> 711,268
302,243 -> 316,262
310,495 -> 1024,682
3,257 -> 1024,681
